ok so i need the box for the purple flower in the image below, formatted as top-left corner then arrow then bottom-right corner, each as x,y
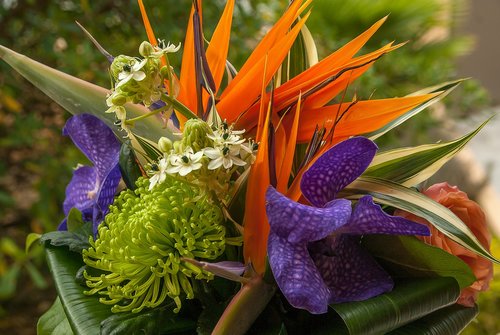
265,137 -> 430,314
58,114 -> 121,235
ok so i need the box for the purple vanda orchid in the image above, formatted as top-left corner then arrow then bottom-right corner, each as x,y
58,114 -> 121,235
265,137 -> 430,314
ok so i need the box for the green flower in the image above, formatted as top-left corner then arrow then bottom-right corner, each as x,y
82,177 -> 225,313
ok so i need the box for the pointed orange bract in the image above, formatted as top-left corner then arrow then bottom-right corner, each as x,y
138,0 -> 158,46
177,1 -> 202,121
205,0 -> 234,94
243,101 -> 272,275
297,93 -> 439,142
222,0 -> 311,99
277,94 -> 302,193
218,12 -> 311,123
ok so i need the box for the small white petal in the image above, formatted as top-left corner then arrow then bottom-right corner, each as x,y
208,157 -> 223,170
132,71 -> 146,81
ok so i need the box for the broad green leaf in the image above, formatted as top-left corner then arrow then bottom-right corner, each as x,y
0,45 -> 175,142
341,177 -> 500,264
387,304 -> 478,335
365,118 -> 490,187
37,298 -> 74,335
44,244 -> 114,335
331,277 -> 460,335
119,140 -> 144,190
100,304 -> 196,335
362,235 -> 475,289
366,80 -> 463,140
41,222 -> 92,254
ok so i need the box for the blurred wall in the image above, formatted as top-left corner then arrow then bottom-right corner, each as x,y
457,0 -> 500,104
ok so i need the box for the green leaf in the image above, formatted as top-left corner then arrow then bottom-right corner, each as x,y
119,140 -> 144,190
134,134 -> 164,162
362,235 -> 475,289
331,277 -> 460,335
341,177 -> 500,264
40,222 -> 92,254
25,232 -> 41,254
365,118 -> 490,187
100,304 -> 196,335
387,304 -> 478,335
366,80 -> 463,140
0,45 -> 175,143
44,244 -> 114,335
25,262 -> 49,289
0,263 -> 20,299
37,298 -> 74,335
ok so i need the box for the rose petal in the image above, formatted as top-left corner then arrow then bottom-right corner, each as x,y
301,137 -> 377,207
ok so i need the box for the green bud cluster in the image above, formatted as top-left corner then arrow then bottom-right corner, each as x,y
180,118 -> 215,152
82,177 -> 225,313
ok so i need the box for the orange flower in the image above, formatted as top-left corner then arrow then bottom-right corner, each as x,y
398,182 -> 493,307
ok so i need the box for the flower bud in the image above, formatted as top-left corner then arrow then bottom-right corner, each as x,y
181,118 -> 214,152
158,137 -> 173,153
139,41 -> 155,57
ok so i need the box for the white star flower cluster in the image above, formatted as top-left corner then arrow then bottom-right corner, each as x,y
148,120 -> 257,197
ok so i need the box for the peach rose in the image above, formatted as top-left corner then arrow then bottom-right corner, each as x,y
397,182 -> 493,307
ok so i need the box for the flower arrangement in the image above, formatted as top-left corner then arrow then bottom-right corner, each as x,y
1,0 -> 497,334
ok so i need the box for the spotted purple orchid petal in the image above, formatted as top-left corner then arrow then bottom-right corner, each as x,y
266,187 -> 352,244
268,234 -> 331,314
59,114 -> 121,234
311,236 -> 394,304
266,137 -> 431,314
338,195 -> 431,237
266,186 -> 352,313
300,137 -> 377,207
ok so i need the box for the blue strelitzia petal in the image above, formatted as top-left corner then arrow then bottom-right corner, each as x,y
300,137 -> 377,207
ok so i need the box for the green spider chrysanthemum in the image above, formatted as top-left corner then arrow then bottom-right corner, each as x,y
82,176 -> 225,313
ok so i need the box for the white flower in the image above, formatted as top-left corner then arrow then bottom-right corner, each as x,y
166,147 -> 203,176
150,41 -> 181,58
204,146 -> 247,170
149,158 -> 169,190
116,58 -> 147,88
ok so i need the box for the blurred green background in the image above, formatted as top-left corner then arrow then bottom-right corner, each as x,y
0,0 -> 496,334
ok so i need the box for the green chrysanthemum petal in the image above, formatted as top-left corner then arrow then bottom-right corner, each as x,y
82,177 -> 225,313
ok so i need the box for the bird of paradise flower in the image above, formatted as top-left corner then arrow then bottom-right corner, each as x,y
137,0 -> 438,276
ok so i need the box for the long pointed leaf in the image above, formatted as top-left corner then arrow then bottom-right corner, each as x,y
362,235 -> 475,289
367,80 -> 463,140
341,176 -> 500,264
0,45 -> 174,142
365,118 -> 491,186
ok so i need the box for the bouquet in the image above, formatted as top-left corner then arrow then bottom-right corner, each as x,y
1,0 -> 497,334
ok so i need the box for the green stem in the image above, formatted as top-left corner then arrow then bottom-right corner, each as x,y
161,93 -> 198,120
212,276 -> 276,335
125,104 -> 171,124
